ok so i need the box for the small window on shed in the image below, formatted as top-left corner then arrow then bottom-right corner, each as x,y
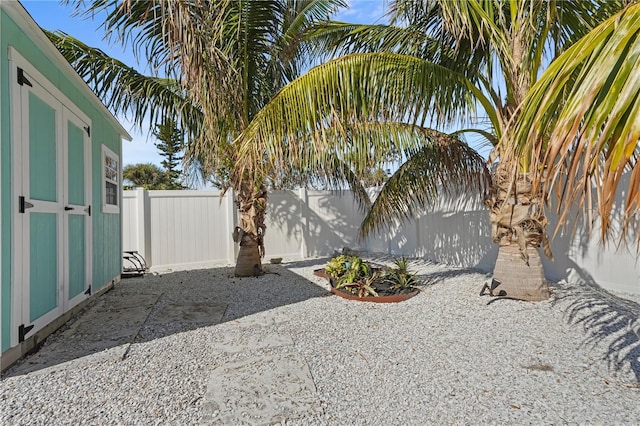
102,145 -> 120,213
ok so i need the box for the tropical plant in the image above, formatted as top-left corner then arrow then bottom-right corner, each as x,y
339,271 -> 381,298
325,254 -> 351,278
512,3 -> 640,247
324,255 -> 419,298
235,0 -> 635,300
48,0 -> 349,276
123,163 -> 169,190
384,257 -> 419,290
336,256 -> 372,288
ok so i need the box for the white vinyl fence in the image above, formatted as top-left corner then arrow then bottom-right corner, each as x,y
122,188 -> 639,295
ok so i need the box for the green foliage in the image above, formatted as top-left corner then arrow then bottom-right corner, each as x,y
513,3 -> 640,245
48,0 -> 348,192
359,166 -> 390,188
123,163 -> 169,190
339,271 -> 380,298
235,0 -> 635,251
336,256 -> 372,289
325,255 -> 351,278
153,118 -> 185,190
384,257 -> 419,290
326,255 -> 376,292
325,254 -> 418,297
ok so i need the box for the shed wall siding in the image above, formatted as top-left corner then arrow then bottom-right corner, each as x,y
1,9 -> 123,352
1,10 -> 16,352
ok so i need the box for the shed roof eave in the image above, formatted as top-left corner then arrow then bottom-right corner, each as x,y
2,1 -> 132,141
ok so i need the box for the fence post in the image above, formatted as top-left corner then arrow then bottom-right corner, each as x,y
134,187 -> 152,267
225,189 -> 237,265
298,188 -> 308,259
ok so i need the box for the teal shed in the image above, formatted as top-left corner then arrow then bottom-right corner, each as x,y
1,2 -> 131,371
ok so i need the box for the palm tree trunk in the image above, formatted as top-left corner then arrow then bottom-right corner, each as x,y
233,183 -> 268,277
234,236 -> 263,277
491,245 -> 550,301
485,169 -> 552,301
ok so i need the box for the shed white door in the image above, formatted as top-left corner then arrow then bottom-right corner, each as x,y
63,110 -> 92,312
11,56 -> 92,345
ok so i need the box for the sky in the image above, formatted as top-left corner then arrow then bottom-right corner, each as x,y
20,0 -> 389,169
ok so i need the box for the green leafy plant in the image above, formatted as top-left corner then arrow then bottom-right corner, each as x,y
384,257 -> 419,290
335,256 -> 370,288
324,255 -> 419,298
340,271 -> 381,298
325,255 -> 351,278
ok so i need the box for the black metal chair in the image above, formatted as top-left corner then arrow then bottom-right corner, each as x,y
122,251 -> 148,277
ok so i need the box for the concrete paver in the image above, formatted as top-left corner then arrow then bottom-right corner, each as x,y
201,351 -> 322,425
6,277 -> 324,423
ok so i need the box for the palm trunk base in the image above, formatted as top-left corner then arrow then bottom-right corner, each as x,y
234,240 -> 263,277
491,245 -> 550,301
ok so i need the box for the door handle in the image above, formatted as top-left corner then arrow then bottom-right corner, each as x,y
64,206 -> 74,211
19,196 -> 34,213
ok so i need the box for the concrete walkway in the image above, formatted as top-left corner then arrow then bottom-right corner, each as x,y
4,270 -> 327,424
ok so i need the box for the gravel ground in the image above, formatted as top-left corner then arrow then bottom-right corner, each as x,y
2,253 -> 639,425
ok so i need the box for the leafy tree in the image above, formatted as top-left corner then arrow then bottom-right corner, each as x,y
123,163 -> 168,190
153,118 -> 185,190
359,167 -> 390,188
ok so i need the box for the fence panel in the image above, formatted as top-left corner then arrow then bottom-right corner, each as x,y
305,190 -> 366,257
121,191 -> 139,253
148,190 -> 234,270
263,189 -> 306,260
122,188 -> 638,295
413,195 -> 496,271
541,202 -> 640,295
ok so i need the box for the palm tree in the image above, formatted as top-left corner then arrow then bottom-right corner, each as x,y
50,0 -> 349,276
235,0 -> 636,300
123,163 -> 169,190
53,0 -> 638,294
513,2 -> 640,248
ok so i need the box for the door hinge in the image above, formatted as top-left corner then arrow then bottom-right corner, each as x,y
19,196 -> 34,213
83,126 -> 90,137
17,67 -> 33,87
18,324 -> 35,343
85,205 -> 91,216
84,286 -> 92,296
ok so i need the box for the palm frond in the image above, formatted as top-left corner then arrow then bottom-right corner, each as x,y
359,131 -> 491,239
280,0 -> 347,60
237,52 -> 478,177
46,30 -> 203,137
514,2 -> 640,244
307,21 -> 442,59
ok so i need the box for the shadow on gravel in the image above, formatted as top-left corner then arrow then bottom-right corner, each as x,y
415,267 -> 489,284
366,252 -> 489,285
553,278 -> 640,383
3,264 -> 329,378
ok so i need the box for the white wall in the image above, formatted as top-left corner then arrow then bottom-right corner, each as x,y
122,188 -> 639,295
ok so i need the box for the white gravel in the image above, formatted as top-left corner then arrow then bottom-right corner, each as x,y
2,253 -> 639,425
